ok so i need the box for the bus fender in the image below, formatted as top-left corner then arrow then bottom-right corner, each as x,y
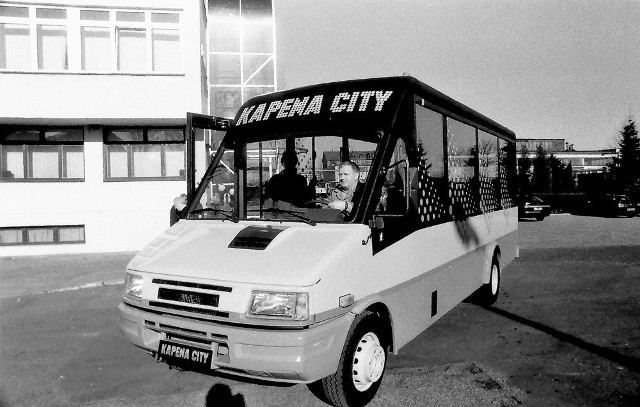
482,242 -> 500,285
349,294 -> 396,353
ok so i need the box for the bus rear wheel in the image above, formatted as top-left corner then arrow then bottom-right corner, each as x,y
473,255 -> 500,305
309,311 -> 388,407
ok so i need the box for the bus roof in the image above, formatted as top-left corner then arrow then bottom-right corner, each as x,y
230,76 -> 515,142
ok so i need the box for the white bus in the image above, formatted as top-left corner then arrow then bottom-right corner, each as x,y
119,76 -> 518,407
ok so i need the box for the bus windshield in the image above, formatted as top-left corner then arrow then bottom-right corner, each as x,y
187,131 -> 380,224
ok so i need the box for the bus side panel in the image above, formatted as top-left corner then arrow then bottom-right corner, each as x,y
371,208 -> 518,351
379,244 -> 487,350
495,207 -> 519,268
369,222 -> 482,350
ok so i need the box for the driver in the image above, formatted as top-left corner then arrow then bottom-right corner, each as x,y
328,161 -> 364,217
264,149 -> 309,207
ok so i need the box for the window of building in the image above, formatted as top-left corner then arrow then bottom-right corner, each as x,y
81,26 -> 110,70
0,22 -> 31,70
152,28 -> 180,72
0,4 -> 181,73
207,0 -> 276,121
37,24 -> 68,70
0,126 -> 84,181
209,87 -> 242,120
104,127 -> 185,181
0,225 -> 85,245
117,28 -> 146,71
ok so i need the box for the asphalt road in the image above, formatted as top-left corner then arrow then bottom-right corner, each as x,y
1,215 -> 639,406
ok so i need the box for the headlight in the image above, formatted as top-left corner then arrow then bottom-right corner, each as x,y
248,291 -> 308,321
124,273 -> 143,299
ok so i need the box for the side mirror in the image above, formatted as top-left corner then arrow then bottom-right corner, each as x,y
369,215 -> 384,230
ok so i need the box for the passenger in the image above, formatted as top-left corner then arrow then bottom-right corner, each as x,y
328,161 -> 364,217
264,150 -> 309,207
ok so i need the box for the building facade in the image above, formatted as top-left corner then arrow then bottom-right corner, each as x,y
0,0 -> 276,255
516,138 -> 617,183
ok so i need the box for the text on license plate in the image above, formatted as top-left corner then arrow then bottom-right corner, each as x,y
158,340 -> 212,367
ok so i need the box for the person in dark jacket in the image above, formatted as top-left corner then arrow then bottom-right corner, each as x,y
264,150 -> 309,207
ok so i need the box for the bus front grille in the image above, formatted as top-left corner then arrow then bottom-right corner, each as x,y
148,301 -> 230,318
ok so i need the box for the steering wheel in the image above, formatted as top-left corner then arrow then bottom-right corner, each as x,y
305,198 -> 331,208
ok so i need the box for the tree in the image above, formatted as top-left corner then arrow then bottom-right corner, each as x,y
549,154 -> 563,193
562,162 -> 576,192
608,116 -> 640,199
517,145 -> 532,198
532,145 -> 550,193
548,154 -> 575,193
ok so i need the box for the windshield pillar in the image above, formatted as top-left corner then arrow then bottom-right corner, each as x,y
341,137 -> 349,161
236,143 -> 247,219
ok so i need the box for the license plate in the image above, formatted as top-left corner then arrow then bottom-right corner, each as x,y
158,340 -> 213,370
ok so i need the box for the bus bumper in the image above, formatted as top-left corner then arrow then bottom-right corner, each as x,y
118,301 -> 353,383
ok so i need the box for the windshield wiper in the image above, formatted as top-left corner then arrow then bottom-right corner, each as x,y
262,207 -> 316,226
190,208 -> 239,223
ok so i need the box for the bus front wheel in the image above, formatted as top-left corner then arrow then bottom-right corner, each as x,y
309,311 -> 388,407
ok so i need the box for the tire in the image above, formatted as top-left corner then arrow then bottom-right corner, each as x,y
309,311 -> 388,407
473,255 -> 500,305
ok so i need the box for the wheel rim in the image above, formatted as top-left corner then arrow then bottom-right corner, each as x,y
351,332 -> 386,391
491,264 -> 499,295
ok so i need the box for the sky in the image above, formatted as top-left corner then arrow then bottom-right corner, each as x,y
273,0 -> 640,150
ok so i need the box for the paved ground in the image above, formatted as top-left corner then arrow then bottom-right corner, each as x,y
1,214 -> 639,406
0,251 -> 134,299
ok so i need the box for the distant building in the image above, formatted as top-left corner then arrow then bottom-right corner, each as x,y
321,151 -> 373,181
515,138 -> 617,189
517,138 -> 567,153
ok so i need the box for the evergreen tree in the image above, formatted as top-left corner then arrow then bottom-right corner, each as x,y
517,145 -> 532,198
548,154 -> 564,193
562,162 -> 576,192
532,145 -> 550,193
608,116 -> 640,199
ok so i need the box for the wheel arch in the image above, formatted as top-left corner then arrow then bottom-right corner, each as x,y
350,298 -> 395,354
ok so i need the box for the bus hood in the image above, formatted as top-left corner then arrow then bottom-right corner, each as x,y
127,220 -> 368,287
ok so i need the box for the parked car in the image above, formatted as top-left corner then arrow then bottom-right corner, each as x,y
519,196 -> 551,221
584,194 -> 636,217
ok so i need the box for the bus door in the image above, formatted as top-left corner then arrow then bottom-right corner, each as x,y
185,113 -> 232,201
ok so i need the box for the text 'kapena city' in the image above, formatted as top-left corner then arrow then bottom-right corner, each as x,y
235,90 -> 394,125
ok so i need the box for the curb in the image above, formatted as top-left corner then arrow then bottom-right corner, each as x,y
38,279 -> 123,295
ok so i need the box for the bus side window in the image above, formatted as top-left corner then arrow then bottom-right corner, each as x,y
447,118 -> 480,219
414,105 -> 448,225
478,131 -> 500,213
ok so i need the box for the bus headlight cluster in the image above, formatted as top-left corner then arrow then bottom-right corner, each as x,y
124,273 -> 143,299
248,291 -> 308,321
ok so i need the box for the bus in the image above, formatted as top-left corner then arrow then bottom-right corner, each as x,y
119,76 -> 518,407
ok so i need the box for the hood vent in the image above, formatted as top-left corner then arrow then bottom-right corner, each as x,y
228,225 -> 288,250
